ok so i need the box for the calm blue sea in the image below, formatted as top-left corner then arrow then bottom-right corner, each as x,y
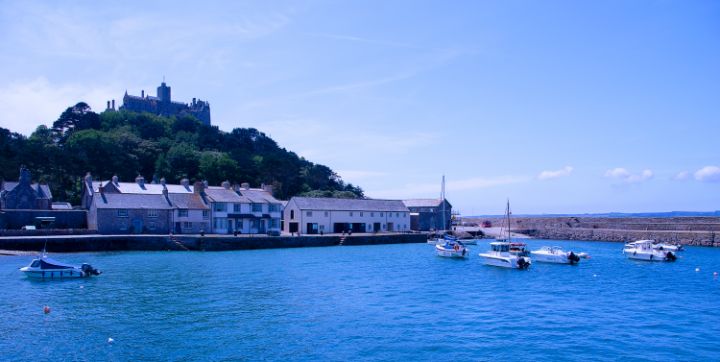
2,239 -> 720,361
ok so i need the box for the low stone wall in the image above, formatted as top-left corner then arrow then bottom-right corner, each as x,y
0,233 -> 427,252
0,209 -> 87,229
0,229 -> 96,237
471,216 -> 720,247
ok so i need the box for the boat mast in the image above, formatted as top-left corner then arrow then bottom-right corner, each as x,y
506,199 -> 511,241
441,175 -> 446,232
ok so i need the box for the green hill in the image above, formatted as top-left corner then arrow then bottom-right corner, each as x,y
0,102 -> 363,204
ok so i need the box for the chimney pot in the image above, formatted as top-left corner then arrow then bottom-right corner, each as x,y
221,180 -> 230,189
135,175 -> 145,188
241,182 -> 250,190
141,90 -> 145,98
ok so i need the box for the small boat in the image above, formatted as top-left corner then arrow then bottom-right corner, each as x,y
435,236 -> 469,258
530,246 -> 582,264
478,200 -> 531,269
20,251 -> 101,279
623,240 -> 677,262
479,241 -> 531,269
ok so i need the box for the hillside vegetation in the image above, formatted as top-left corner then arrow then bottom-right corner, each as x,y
0,102 -> 363,204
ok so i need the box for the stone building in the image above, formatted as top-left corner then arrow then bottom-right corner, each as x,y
403,199 -> 452,231
283,197 -> 410,235
110,81 -> 211,125
82,174 -> 281,235
0,166 -> 52,210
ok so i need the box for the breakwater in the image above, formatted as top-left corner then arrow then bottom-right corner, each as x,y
0,233 -> 426,252
477,216 -> 720,247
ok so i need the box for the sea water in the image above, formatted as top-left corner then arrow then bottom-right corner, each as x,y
1,239 -> 719,361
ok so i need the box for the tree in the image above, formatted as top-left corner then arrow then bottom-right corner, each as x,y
198,151 -> 239,184
51,102 -> 100,144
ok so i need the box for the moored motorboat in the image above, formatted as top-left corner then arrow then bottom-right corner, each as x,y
478,241 -> 531,269
530,246 -> 582,264
623,240 -> 677,262
435,236 -> 469,258
20,252 -> 101,279
509,242 -> 530,257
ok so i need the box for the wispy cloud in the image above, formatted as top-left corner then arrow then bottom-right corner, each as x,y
673,171 -> 690,181
367,175 -> 530,199
604,168 -> 653,183
336,170 -> 387,184
306,32 -> 428,51
538,166 -> 573,180
694,166 -> 720,182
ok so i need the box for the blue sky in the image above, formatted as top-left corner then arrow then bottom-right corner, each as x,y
0,0 -> 718,214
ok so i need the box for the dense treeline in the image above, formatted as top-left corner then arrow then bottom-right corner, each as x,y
0,102 -> 363,204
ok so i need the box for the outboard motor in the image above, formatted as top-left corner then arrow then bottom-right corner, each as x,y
81,263 -> 101,276
568,252 -> 580,264
665,252 -> 677,262
516,257 -> 530,270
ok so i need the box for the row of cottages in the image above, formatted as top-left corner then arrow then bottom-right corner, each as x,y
283,197 -> 411,235
82,174 -> 282,235
402,198 -> 453,231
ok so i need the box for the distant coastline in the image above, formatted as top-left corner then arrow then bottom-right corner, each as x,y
468,211 -> 720,219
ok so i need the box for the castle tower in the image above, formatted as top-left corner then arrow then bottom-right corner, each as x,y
157,82 -> 171,103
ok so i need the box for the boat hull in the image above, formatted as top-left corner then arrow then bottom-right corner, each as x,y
530,251 -> 579,264
625,251 -> 675,262
435,247 -> 468,258
478,253 -> 530,269
20,268 -> 88,279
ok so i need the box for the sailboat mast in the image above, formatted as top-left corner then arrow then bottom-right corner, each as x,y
506,199 -> 511,240
441,175 -> 446,231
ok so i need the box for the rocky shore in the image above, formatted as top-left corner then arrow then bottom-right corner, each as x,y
469,216 -> 720,247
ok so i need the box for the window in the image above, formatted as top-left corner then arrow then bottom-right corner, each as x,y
147,209 -> 158,218
252,203 -> 262,212
119,223 -> 128,231
380,212 -> 384,217
349,212 -> 353,217
382,224 -> 386,230
234,204 -> 242,212
269,219 -> 279,228
178,209 -> 188,217
183,222 -> 192,229
251,219 -> 260,228
202,210 -> 209,219
370,212 -> 374,217
213,203 -> 226,212
396,212 -> 399,218
117,209 -> 128,217
306,211 -> 313,217
290,210 -> 295,219
214,218 -> 226,229
319,224 -> 325,231
148,222 -> 156,230
324,211 -> 329,217
360,212 -> 363,217
367,224 -> 372,230
269,204 -> 281,212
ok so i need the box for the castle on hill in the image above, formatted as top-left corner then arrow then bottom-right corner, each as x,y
106,81 -> 211,125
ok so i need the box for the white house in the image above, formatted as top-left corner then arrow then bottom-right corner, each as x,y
283,197 -> 410,235
206,182 -> 283,234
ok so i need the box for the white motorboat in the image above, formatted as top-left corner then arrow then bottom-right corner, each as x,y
530,246 -> 582,264
20,251 -> 101,279
623,240 -> 677,262
479,241 -> 531,269
478,200 -> 531,269
435,237 -> 469,258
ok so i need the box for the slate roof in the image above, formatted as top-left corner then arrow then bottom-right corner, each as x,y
290,197 -> 409,212
167,193 -> 209,209
403,199 -> 445,208
93,193 -> 172,209
95,181 -> 193,195
238,188 -> 281,204
2,182 -> 53,199
204,187 -> 249,203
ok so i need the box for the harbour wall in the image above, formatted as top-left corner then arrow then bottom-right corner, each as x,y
0,233 -> 427,252
474,216 -> 720,247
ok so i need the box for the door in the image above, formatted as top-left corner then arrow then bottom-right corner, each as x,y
289,222 -> 298,233
373,223 -> 381,232
132,219 -> 143,234
306,223 -> 318,234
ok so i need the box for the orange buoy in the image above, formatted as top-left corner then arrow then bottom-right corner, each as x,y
43,306 -> 51,314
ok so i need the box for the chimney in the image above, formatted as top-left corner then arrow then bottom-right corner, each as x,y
241,182 -> 250,190
112,99 -> 115,110
112,175 -> 119,185
99,182 -> 105,195
135,175 -> 145,188
193,181 -> 205,194
181,178 -> 190,190
141,90 -> 145,98
262,184 -> 273,196
221,180 -> 231,189
160,178 -> 166,186
232,183 -> 240,192
107,101 -> 111,110
203,180 -> 209,188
